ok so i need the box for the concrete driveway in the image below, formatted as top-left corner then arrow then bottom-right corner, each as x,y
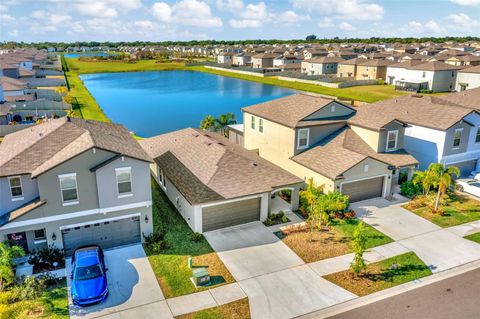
67,244 -> 172,319
352,197 -> 440,240
204,222 -> 304,281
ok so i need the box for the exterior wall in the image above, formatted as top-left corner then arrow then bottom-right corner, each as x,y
404,125 -> 446,170
303,102 -> 354,120
350,125 -> 380,151
392,69 -> 456,92
337,64 -> 356,78
294,124 -> 344,156
431,70 -> 456,92
356,66 -> 387,80
301,62 -> 338,75
378,122 -> 406,152
455,72 -> 480,91
228,129 -> 244,146
386,67 -> 408,85
0,175 -> 39,215
335,157 -> 392,196
443,121 -> 471,157
95,156 -> 152,209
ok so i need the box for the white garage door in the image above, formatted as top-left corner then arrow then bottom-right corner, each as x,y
202,197 -> 261,232
61,216 -> 141,255
341,176 -> 384,202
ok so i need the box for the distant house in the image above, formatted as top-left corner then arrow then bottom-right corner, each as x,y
303,49 -> 328,60
273,55 -> 301,67
217,52 -> 235,64
0,76 -> 26,99
232,52 -> 254,66
356,59 -> 395,80
456,65 -> 480,91
301,57 -> 344,75
251,53 -> 278,69
336,58 -> 366,78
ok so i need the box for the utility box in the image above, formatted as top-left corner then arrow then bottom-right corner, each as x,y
192,267 -> 210,287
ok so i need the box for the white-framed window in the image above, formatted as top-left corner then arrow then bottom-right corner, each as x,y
251,115 -> 256,130
59,173 -> 79,205
8,176 -> 23,201
115,167 -> 132,197
364,164 -> 369,173
422,72 -> 426,78
259,118 -> 264,133
330,104 -> 336,112
159,168 -> 167,190
386,130 -> 398,152
453,128 -> 463,148
297,128 -> 310,149
34,229 -> 46,240
476,127 -> 480,144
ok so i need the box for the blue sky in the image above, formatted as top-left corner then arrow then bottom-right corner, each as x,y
0,0 -> 479,42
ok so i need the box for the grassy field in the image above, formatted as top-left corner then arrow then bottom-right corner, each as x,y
147,179 -> 234,298
66,58 -> 186,74
464,232 -> 480,243
176,298 -> 250,319
324,252 -> 432,296
0,279 -> 68,319
279,218 -> 393,263
403,193 -> 480,228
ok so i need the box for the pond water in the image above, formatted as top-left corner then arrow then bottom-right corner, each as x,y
80,70 -> 295,137
64,52 -> 116,58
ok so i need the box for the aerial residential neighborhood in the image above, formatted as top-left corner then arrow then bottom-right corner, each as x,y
1,1 -> 480,319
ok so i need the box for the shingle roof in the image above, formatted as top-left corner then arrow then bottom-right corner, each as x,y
0,117 -> 152,178
349,94 -> 476,131
304,57 -> 344,64
435,87 -> 480,110
140,128 -> 302,205
0,76 -> 26,91
358,59 -> 395,67
242,93 -> 353,128
338,58 -> 367,66
388,60 -> 424,69
406,61 -> 464,71
458,65 -> 480,74
292,127 -> 417,180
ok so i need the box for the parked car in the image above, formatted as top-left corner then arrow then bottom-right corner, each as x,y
469,171 -> 480,180
70,246 -> 108,306
456,179 -> 480,198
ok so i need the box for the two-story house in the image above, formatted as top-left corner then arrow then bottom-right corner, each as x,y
0,117 -> 153,255
301,57 -> 344,75
351,93 -> 480,177
242,94 -> 418,202
456,65 -> 480,91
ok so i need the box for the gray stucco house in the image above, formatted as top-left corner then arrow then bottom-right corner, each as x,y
0,117 -> 153,255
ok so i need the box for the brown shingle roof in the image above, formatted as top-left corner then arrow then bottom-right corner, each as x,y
0,76 -> 25,91
458,65 -> 480,74
388,60 -> 424,69
436,87 -> 480,110
338,58 -> 367,66
358,59 -> 395,67
406,61 -> 463,71
140,128 -> 302,205
304,57 -> 344,64
0,117 -> 152,178
242,93 -> 352,128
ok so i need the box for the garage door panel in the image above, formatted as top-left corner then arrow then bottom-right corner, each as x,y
62,216 -> 140,256
342,176 -> 384,202
203,198 -> 261,232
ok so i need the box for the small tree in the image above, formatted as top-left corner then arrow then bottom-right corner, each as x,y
0,242 -> 25,291
215,112 -> 237,137
350,221 -> 368,277
199,115 -> 216,131
412,170 -> 435,195
306,34 -> 317,40
427,163 -> 460,213
300,178 -> 323,241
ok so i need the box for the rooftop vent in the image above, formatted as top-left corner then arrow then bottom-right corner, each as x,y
192,133 -> 200,137
204,141 -> 212,146
251,161 -> 258,167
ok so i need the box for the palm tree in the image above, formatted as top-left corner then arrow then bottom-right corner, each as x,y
427,163 -> 460,212
199,115 -> 216,131
0,243 -> 24,291
412,170 -> 435,195
215,113 -> 237,137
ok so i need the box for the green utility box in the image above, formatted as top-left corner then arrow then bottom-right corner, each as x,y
192,267 -> 211,287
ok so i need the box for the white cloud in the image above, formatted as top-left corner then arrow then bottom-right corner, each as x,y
9,29 -> 18,36
49,14 -> 71,25
450,0 -> 480,5
216,0 -> 244,11
74,2 -> 118,18
318,17 -> 334,27
71,21 -> 85,33
31,10 -> 46,19
0,4 -> 8,12
405,20 -> 446,34
152,0 -> 222,27
0,13 -> 15,22
276,10 -> 310,24
293,0 -> 384,21
134,20 -> 155,29
446,13 -> 480,27
229,19 -> 261,28
339,22 -> 356,31
240,2 -> 268,20
407,21 -> 423,32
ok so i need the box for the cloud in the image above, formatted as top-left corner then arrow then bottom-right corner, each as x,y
9,29 -> 18,36
0,13 -> 15,22
405,20 -> 446,34
450,0 -> 480,5
293,0 -> 384,21
318,17 -> 334,27
216,0 -> 244,11
0,4 -> 8,12
240,2 -> 268,20
339,22 -> 356,31
152,0 -> 222,27
446,13 -> 480,27
134,20 -> 155,29
74,2 -> 118,18
276,10 -> 310,24
229,19 -> 262,28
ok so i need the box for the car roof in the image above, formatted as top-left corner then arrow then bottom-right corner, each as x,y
74,247 -> 101,267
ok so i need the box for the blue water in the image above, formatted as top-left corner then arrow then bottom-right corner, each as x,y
64,52 -> 115,58
80,70 -> 295,137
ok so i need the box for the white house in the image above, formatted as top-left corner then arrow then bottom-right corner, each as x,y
217,52 -> 235,64
301,57 -> 344,75
456,65 -> 480,91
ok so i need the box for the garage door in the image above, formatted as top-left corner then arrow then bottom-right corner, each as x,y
61,216 -> 141,255
202,197 -> 261,232
448,160 -> 477,178
341,176 -> 384,202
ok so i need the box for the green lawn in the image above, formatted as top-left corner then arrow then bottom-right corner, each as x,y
324,252 -> 432,296
464,232 -> 480,243
147,179 -> 234,298
66,58 -> 186,74
404,193 -> 480,228
0,279 -> 68,319
175,298 -> 250,319
280,218 -> 393,263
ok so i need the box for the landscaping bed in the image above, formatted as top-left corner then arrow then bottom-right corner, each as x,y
146,179 -> 234,298
464,232 -> 480,244
403,193 -> 480,228
263,211 -> 290,226
280,218 -> 393,263
324,252 -> 432,296
175,298 -> 250,319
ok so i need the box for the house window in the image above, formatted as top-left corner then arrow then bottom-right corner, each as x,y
34,229 -> 46,240
8,176 -> 23,200
59,173 -> 79,205
364,164 -> 369,173
451,71 -> 455,77
453,128 -> 463,148
422,72 -> 426,78
159,168 -> 167,189
476,127 -> 480,143
297,128 -> 310,149
115,167 -> 132,196
330,104 -> 336,112
259,118 -> 264,133
386,130 -> 398,151
251,115 -> 256,130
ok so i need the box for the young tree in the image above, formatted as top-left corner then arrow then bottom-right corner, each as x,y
350,221 -> 368,277
0,242 -> 25,291
412,170 -> 435,195
300,178 -> 323,241
427,163 -> 460,212
215,113 -> 237,137
199,115 -> 216,131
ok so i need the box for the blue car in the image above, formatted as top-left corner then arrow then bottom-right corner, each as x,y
71,246 -> 108,306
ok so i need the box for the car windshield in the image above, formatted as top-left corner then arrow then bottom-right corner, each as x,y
471,183 -> 480,187
74,264 -> 103,281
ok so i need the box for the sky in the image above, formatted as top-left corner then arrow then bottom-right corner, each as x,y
0,0 -> 479,42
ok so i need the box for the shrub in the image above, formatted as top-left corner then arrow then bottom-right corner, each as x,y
11,276 -> 46,301
400,180 -> 422,198
281,216 -> 288,223
144,232 -> 168,254
28,245 -> 65,273
277,211 -> 285,218
398,172 -> 408,185
190,232 -> 203,242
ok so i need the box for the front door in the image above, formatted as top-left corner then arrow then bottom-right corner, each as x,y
7,232 -> 29,253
